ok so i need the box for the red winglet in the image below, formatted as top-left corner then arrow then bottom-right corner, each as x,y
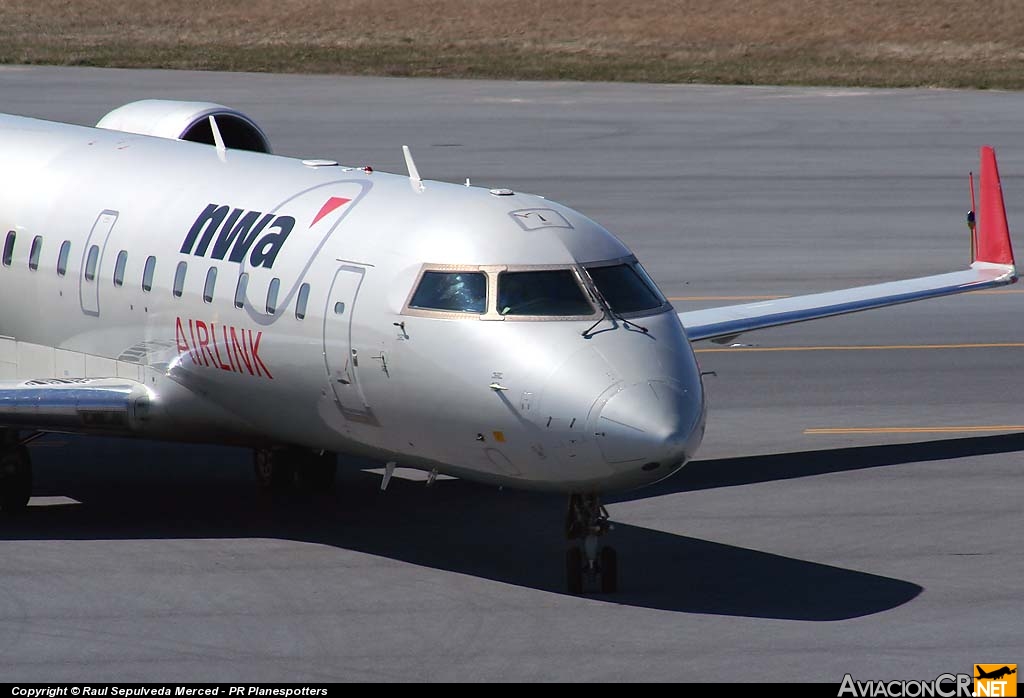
976,145 -> 1015,265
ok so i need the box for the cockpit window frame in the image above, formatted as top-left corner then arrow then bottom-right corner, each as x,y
494,264 -> 601,321
401,258 -> 670,322
402,264 -> 494,320
580,256 -> 673,318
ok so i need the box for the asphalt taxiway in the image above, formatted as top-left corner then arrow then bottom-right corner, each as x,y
0,67 -> 1021,681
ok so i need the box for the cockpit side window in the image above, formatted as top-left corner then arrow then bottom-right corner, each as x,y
498,269 -> 594,316
409,271 -> 487,313
586,263 -> 665,314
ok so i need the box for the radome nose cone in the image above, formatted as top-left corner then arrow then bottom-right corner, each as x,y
594,380 -> 693,465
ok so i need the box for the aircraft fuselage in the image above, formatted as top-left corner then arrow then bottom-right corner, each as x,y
0,113 -> 706,493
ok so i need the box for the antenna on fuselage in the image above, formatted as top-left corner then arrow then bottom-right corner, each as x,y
208,115 -> 227,159
403,145 -> 424,191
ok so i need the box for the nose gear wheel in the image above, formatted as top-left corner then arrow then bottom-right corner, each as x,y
564,493 -> 617,594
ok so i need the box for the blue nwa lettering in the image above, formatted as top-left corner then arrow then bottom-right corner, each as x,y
181,203 -> 292,269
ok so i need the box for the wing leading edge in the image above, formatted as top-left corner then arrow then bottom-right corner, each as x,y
679,146 -> 1016,343
0,379 -> 154,434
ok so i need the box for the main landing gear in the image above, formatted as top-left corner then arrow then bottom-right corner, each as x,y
0,430 -> 33,515
565,493 -> 617,594
253,447 -> 337,494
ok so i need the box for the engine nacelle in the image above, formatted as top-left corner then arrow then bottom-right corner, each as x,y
96,99 -> 272,154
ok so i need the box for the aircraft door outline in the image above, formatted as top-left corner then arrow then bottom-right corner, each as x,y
79,209 -> 118,316
323,264 -> 376,424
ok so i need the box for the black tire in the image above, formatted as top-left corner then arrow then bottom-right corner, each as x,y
599,546 -> 618,594
565,547 -> 584,594
0,446 -> 32,514
253,450 -> 295,493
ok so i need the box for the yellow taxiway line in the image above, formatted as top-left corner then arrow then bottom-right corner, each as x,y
805,426 -> 1024,435
669,295 -> 785,301
669,289 -> 1024,302
694,342 -> 1024,353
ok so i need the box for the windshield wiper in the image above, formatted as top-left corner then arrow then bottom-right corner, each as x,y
580,275 -> 649,338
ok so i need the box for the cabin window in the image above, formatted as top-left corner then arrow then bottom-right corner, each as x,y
2,231 -> 15,267
28,236 -> 42,271
203,266 -> 217,303
57,241 -> 71,276
173,261 -> 187,298
234,273 -> 248,308
84,245 -> 100,282
585,263 -> 664,314
295,282 -> 310,320
409,271 -> 487,313
113,250 -> 128,287
266,277 -> 280,315
142,256 -> 156,292
497,269 -> 593,316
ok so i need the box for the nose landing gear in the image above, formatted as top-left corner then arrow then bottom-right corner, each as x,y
565,493 -> 618,594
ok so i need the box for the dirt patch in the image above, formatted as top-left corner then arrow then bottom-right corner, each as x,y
3,0 -> 1024,87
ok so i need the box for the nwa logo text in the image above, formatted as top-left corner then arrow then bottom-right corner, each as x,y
181,204 -> 294,269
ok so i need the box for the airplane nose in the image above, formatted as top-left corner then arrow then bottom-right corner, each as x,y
593,380 -> 700,473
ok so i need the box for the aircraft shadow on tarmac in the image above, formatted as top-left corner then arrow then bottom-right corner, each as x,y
613,431 -> 1024,501
9,432 -> 1019,620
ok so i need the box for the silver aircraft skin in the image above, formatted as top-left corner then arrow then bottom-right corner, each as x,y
0,101 -> 1015,592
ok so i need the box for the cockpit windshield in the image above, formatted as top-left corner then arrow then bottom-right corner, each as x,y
409,271 -> 487,313
405,261 -> 665,320
498,269 -> 594,316
586,263 -> 665,314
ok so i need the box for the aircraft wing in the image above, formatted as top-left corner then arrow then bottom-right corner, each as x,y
679,264 -> 1014,343
679,146 -> 1016,343
0,378 -> 154,434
